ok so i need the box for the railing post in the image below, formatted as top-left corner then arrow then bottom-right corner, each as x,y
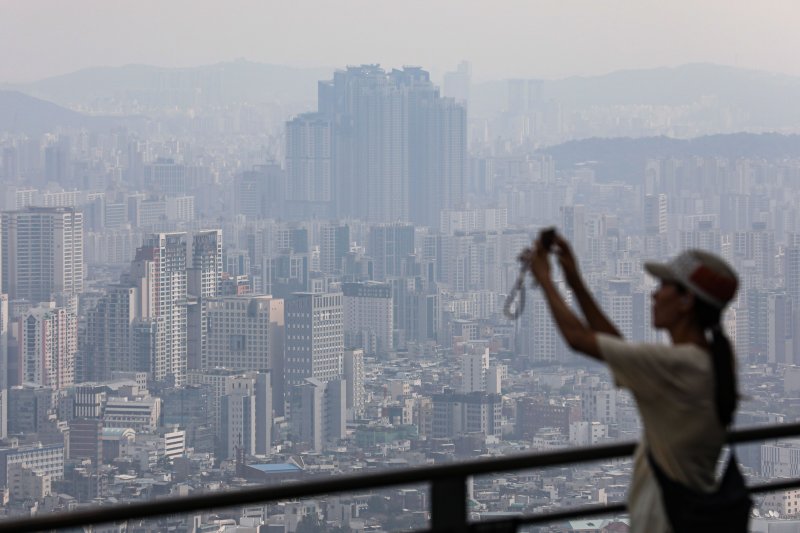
431,476 -> 467,533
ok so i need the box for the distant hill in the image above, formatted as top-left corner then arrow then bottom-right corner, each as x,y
9,61 -> 800,130
472,63 -> 800,128
541,133 -> 800,183
0,90 -> 138,134
3,61 -> 334,108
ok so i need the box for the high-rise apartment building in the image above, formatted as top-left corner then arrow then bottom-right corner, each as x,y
643,194 -> 668,235
604,280 -> 634,341
733,222 -> 776,290
579,382 -> 617,425
187,230 -> 224,373
289,377 -> 346,452
203,295 -> 284,378
342,282 -> 393,355
319,224 -> 349,275
285,113 -> 333,219
784,244 -> 800,365
1,207 -> 83,304
132,233 -> 188,386
679,219 -> 721,254
190,230 -> 223,298
82,285 -> 139,382
560,205 -> 586,257
443,61 -> 471,106
367,223 -> 415,281
285,292 -> 344,388
144,158 -> 188,196
506,79 -> 544,114
431,390 -> 502,439
518,285 -> 571,363
0,292 -> 7,439
747,289 -> 789,364
294,65 -> 465,225
219,373 -> 272,459
342,349 -> 365,421
460,345 -> 489,394
19,303 -> 77,390
234,163 -> 284,220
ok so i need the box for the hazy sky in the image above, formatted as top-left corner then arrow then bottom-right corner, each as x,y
3,0 -> 799,83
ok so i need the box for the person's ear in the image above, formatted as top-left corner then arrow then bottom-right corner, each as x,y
680,293 -> 694,310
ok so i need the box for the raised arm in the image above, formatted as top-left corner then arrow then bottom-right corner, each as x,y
522,238 -> 602,360
553,234 -> 622,339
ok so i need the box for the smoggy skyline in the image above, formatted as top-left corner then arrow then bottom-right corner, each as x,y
3,0 -> 800,83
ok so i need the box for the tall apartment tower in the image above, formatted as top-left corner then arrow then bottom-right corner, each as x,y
408,90 -> 467,226
680,220 -> 721,254
289,377 -> 346,452
144,158 -> 188,196
234,163 -> 284,220
643,194 -> 668,235
190,230 -> 223,298
342,349 -> 365,421
285,292 -> 344,389
604,280 -> 635,341
461,345 -> 490,393
132,233 -> 188,387
784,243 -> 800,365
518,284 -> 572,363
0,293 -> 7,439
203,295 -> 284,371
219,372 -> 272,460
82,286 -> 139,382
0,216 -> 6,426
443,61 -> 471,106
1,207 -> 83,304
285,113 -> 333,220
560,205 -> 587,257
303,65 -> 465,224
187,230 -> 223,372
342,282 -> 393,355
319,224 -> 349,275
367,223 -> 415,281
319,65 -> 408,222
19,303 -> 77,390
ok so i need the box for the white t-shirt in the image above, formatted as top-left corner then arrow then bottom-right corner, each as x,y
597,333 -> 726,533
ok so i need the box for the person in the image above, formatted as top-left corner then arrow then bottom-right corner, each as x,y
521,231 -> 740,533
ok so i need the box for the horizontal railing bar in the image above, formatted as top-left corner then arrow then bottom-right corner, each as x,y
750,477 -> 800,494
2,422 -> 799,533
0,443 -> 639,533
728,423 -> 800,444
470,477 -> 800,531
469,502 -> 628,532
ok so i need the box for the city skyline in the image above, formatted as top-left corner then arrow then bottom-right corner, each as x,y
3,12 -> 800,524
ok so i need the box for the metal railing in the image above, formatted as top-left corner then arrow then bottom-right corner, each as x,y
3,422 -> 800,533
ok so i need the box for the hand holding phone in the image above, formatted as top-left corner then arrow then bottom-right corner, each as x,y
540,227 -> 556,252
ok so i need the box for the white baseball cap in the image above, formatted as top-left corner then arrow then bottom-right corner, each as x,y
644,249 -> 738,309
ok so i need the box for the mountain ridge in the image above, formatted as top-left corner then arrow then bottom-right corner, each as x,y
0,90 -> 142,134
540,132 -> 800,183
2,60 -> 335,107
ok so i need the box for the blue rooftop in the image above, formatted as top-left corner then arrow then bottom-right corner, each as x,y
102,428 -> 134,437
249,463 -> 302,473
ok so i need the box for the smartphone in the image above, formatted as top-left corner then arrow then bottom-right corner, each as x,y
540,227 -> 556,252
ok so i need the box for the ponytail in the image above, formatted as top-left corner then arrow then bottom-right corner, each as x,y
673,284 -> 739,426
708,323 -> 737,427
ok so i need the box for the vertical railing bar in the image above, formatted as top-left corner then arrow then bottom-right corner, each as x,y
431,476 -> 467,533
